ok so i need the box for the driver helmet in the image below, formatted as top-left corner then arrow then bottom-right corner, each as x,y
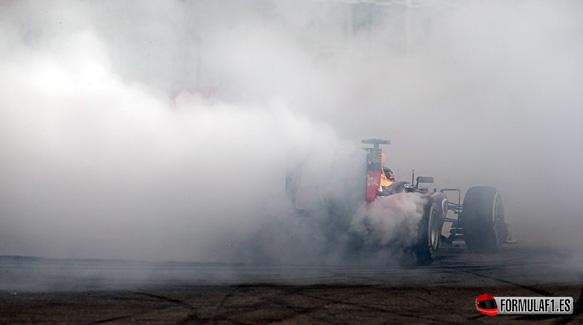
383,166 -> 396,181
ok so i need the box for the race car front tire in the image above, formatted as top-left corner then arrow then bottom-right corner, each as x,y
463,186 -> 507,253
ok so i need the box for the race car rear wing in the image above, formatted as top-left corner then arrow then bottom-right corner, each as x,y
361,138 -> 390,149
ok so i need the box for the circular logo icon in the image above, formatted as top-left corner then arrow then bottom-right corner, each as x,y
476,293 -> 498,316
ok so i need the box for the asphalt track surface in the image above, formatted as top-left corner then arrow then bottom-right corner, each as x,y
1,246 -> 582,324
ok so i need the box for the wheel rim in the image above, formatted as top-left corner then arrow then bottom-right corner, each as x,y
429,207 -> 440,251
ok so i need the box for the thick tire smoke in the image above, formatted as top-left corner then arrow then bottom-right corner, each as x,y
0,1 -> 582,266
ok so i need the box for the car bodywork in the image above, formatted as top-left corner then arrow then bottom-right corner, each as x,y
362,138 -> 509,264
286,138 -> 510,265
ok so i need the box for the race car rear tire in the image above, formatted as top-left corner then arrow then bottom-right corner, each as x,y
463,186 -> 507,253
415,199 -> 443,265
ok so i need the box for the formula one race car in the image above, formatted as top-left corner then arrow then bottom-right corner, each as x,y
362,138 -> 511,265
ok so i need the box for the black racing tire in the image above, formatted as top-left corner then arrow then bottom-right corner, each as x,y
415,196 -> 444,265
463,186 -> 507,253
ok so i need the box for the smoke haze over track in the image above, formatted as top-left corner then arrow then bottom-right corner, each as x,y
0,0 -> 582,267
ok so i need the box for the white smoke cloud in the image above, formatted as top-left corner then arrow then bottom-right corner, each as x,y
0,21 -> 345,262
0,0 -> 582,265
351,193 -> 426,248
